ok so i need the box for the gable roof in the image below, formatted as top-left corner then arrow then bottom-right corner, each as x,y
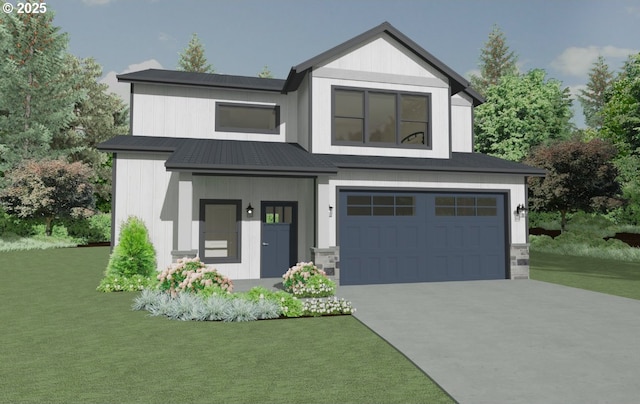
98,136 -> 544,177
117,69 -> 285,92
282,21 -> 478,100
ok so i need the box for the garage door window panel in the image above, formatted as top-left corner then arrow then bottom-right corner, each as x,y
347,194 -> 415,217
435,196 -> 498,217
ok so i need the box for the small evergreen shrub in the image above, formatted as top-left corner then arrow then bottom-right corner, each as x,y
244,286 -> 303,317
105,216 -> 156,278
282,262 -> 335,297
157,257 -> 233,296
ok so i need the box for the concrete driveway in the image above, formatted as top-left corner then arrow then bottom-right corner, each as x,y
338,280 -> 640,404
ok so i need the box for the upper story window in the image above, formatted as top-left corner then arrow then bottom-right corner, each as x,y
216,103 -> 280,134
332,87 -> 431,148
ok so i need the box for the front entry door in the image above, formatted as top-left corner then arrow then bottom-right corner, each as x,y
261,202 -> 297,278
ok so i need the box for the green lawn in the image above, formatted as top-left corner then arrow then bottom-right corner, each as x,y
0,247 -> 452,404
531,250 -> 640,300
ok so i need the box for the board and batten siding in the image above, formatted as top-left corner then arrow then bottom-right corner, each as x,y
113,152 -> 177,272
308,34 -> 453,159
451,93 -> 474,153
190,176 -> 315,280
131,83 -> 297,142
315,170 -> 527,249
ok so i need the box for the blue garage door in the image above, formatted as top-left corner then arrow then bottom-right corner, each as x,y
339,191 -> 507,285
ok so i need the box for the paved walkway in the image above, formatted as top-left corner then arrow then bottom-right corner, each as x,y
338,280 -> 640,404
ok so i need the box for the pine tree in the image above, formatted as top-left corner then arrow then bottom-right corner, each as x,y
177,33 -> 214,73
0,9 -> 79,173
470,24 -> 519,95
578,56 -> 614,129
258,65 -> 274,78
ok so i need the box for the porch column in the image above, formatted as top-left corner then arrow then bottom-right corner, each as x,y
172,172 -> 197,261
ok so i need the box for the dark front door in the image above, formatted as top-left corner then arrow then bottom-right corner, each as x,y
261,202 -> 297,278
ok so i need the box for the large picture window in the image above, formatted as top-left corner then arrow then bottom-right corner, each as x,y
199,200 -> 241,263
333,87 -> 430,148
216,103 -> 280,134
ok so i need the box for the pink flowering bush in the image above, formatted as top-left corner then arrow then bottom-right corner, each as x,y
282,262 -> 336,298
157,257 -> 233,297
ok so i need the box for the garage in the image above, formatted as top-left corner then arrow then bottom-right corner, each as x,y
338,190 -> 508,285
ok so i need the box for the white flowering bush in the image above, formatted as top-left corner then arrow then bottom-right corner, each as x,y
157,257 -> 233,297
97,274 -> 155,292
302,297 -> 356,317
282,262 -> 336,298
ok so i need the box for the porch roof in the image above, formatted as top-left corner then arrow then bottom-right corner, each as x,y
97,135 -> 338,176
98,136 -> 545,177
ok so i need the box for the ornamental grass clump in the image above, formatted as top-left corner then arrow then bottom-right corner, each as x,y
157,256 -> 233,297
282,261 -> 336,298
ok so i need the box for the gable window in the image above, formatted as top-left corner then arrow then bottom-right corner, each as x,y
216,103 -> 280,134
199,200 -> 241,263
333,87 -> 430,148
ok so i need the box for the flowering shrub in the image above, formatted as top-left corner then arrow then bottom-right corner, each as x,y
302,297 -> 356,317
157,257 -> 233,296
282,262 -> 336,298
97,274 -> 156,292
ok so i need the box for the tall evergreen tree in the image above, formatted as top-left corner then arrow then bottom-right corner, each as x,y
470,24 -> 519,95
177,33 -> 214,73
578,56 -> 614,129
0,8 -> 79,173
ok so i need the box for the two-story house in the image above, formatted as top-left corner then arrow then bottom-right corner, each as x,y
98,22 -> 544,285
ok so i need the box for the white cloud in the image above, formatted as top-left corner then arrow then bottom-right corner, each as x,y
100,59 -> 163,103
551,46 -> 638,78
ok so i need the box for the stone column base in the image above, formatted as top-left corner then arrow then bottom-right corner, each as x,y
510,244 -> 530,279
310,247 -> 340,284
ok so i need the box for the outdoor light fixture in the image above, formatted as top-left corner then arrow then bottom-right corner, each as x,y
246,203 -> 254,218
329,205 -> 333,217
516,203 -> 528,217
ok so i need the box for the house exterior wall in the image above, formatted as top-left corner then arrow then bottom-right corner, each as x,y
189,176 -> 315,280
451,93 -> 474,153
315,170 -> 527,248
131,83 -> 296,142
112,152 -> 178,272
309,34 -> 452,159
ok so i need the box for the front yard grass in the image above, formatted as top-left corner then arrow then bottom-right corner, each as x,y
0,247 -> 452,404
530,250 -> 640,300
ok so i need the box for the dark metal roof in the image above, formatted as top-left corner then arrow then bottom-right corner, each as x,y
97,136 -> 337,176
117,69 -> 285,92
283,21 -> 479,101
98,135 -> 544,177
321,152 -> 546,176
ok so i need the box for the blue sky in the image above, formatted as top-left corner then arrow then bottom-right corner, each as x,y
47,0 -> 640,127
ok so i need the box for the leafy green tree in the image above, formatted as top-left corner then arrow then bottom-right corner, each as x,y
600,53 -> 640,154
177,33 -> 214,73
106,216 -> 156,278
58,55 -> 128,211
578,56 -> 614,129
525,138 -> 622,232
469,24 -> 519,96
0,159 -> 94,236
474,69 -> 573,161
0,8 -> 78,173
258,65 -> 273,78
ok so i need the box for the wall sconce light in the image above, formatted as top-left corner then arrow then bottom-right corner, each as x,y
329,205 -> 333,217
246,203 -> 254,218
515,203 -> 528,218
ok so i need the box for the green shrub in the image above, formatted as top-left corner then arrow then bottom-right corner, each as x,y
529,233 -> 640,262
65,214 -> 111,244
157,256 -> 233,296
244,286 -> 303,317
105,216 -> 156,278
528,210 -> 562,230
282,261 -> 335,297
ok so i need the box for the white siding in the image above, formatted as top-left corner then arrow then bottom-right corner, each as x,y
315,170 -> 527,248
131,84 -> 295,142
308,33 -> 452,159
113,152 -> 177,271
451,93 -> 474,153
191,176 -> 315,280
296,76 -> 311,151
